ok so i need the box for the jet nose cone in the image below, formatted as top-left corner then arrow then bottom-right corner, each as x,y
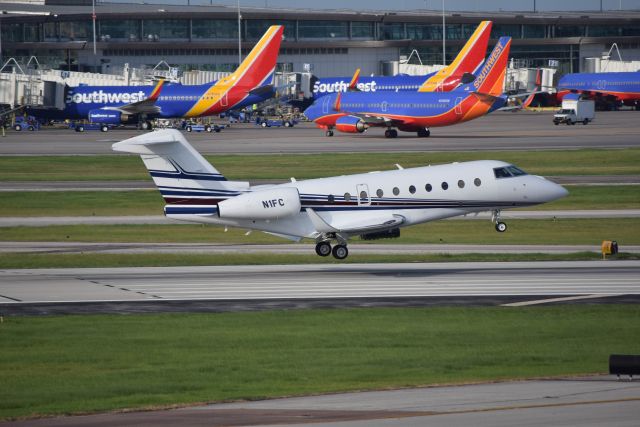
545,181 -> 569,202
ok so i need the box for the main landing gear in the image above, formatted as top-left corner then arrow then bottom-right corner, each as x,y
326,129 -> 334,137
417,128 -> 430,137
315,239 -> 349,260
384,128 -> 398,138
492,209 -> 507,233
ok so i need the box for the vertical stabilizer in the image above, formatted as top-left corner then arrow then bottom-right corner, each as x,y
467,36 -> 511,96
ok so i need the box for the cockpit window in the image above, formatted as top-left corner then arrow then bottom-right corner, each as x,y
494,165 -> 528,179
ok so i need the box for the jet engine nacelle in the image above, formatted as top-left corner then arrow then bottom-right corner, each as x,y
335,116 -> 366,133
89,109 -> 122,124
217,187 -> 301,220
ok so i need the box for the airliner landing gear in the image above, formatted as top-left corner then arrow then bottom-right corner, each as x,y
140,120 -> 153,131
326,129 -> 334,137
417,128 -> 430,137
384,129 -> 398,138
492,209 -> 507,232
332,244 -> 349,260
315,242 -> 332,257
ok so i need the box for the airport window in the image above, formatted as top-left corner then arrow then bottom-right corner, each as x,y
298,20 -> 348,39
100,20 -> 140,40
43,22 -> 58,41
1,23 -> 23,42
441,182 -> 449,190
376,189 -> 383,198
344,192 -> 351,202
383,23 -> 405,40
351,21 -> 374,39
474,178 -> 481,187
458,180 -> 465,189
491,24 -> 521,39
143,19 -> 188,40
246,20 -> 296,40
523,25 -> 546,39
60,21 -> 92,41
192,20 -> 238,39
328,194 -> 335,203
409,185 -> 416,194
621,25 -> 640,37
425,183 -> 432,192
555,25 -> 585,38
393,187 -> 400,196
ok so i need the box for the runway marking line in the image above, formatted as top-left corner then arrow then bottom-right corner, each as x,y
502,294 -> 624,307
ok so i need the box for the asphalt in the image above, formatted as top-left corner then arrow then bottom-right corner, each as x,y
5,376 -> 639,426
2,111 -> 640,155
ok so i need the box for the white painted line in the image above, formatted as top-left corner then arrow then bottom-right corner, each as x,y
502,294 -> 624,307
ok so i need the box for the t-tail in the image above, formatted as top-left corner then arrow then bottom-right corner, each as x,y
112,130 -> 249,219
419,20 -> 492,92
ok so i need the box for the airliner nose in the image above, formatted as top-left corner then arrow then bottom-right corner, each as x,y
543,180 -> 569,202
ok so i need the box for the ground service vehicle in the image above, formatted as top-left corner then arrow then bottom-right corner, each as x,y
553,99 -> 595,125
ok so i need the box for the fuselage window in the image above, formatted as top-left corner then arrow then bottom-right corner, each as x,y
376,189 -> 384,198
409,185 -> 416,194
344,192 -> 351,202
425,183 -> 432,192
360,190 -> 368,200
441,182 -> 449,190
474,178 -> 481,187
458,180 -> 465,189
328,194 -> 335,203
393,187 -> 400,196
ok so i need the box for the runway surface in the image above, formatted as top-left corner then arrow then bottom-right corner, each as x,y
6,375 -> 639,426
2,111 -> 639,155
1,261 -> 638,313
1,209 -> 638,227
4,241 -> 639,255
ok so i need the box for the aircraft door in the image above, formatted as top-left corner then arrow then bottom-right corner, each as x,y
455,97 -> 463,115
221,91 -> 228,107
381,101 -> 388,112
322,96 -> 331,114
357,184 -> 371,206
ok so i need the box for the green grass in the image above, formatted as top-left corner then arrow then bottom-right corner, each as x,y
2,252 -> 637,269
1,148 -> 640,181
2,186 -> 639,217
1,306 -> 639,419
2,219 -> 639,245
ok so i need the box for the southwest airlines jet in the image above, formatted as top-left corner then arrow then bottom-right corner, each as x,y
311,21 -> 492,98
28,26 -> 284,130
304,37 -> 511,138
558,71 -> 640,109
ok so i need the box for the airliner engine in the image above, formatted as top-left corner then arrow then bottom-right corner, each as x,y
89,110 -> 122,124
335,116 -> 367,133
217,187 -> 301,220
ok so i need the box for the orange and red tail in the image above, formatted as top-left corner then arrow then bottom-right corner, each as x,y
470,36 -> 511,96
230,25 -> 283,90
419,21 -> 492,92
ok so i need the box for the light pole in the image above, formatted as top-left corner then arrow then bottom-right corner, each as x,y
237,0 -> 242,65
92,0 -> 97,56
442,0 -> 446,65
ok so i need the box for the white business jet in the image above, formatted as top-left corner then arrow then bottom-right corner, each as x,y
112,130 -> 568,260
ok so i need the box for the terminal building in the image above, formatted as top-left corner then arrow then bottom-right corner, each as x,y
1,0 -> 640,78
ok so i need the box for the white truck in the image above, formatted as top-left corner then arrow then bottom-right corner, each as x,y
553,99 -> 595,125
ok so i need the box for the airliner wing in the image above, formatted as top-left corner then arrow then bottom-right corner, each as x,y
105,80 -> 166,115
306,208 -> 405,235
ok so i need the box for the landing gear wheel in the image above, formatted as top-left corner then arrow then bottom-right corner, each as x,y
495,222 -> 507,233
384,129 -> 398,138
315,242 -> 332,257
332,244 -> 349,260
100,125 -> 109,132
417,128 -> 430,137
326,130 -> 334,137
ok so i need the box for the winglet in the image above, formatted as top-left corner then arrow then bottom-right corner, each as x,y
333,92 -> 342,111
348,68 -> 361,91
